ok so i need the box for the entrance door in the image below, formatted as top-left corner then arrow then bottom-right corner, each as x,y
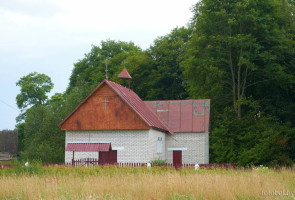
173,151 -> 182,168
99,150 -> 117,165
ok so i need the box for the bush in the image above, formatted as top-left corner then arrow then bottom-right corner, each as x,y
150,159 -> 167,165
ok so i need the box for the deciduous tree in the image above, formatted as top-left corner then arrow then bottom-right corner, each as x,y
16,72 -> 53,109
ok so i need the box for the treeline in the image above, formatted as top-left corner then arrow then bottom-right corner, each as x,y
16,0 -> 295,166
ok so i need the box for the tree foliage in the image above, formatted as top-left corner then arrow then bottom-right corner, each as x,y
183,0 -> 295,165
17,85 -> 92,162
68,35 -> 191,101
68,40 -> 142,91
211,101 -> 294,166
183,0 -> 295,119
16,72 -> 54,110
144,27 -> 191,100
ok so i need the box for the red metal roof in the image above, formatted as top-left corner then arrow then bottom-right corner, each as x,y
65,143 -> 111,152
118,68 -> 132,79
105,80 -> 174,134
144,100 -> 210,133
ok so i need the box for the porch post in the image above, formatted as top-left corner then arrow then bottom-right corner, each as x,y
72,151 -> 75,167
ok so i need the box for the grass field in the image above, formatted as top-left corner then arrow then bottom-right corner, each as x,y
0,163 -> 294,200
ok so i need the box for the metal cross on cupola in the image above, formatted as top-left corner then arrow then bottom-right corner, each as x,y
118,68 -> 132,89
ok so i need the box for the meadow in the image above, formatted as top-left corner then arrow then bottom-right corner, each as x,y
0,162 -> 294,200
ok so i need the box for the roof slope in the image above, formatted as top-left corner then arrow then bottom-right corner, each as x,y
59,79 -> 173,134
104,80 -> 173,134
144,99 -> 210,133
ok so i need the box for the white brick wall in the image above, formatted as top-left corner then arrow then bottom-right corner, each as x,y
65,130 -> 209,164
66,130 -> 151,163
165,132 -> 209,164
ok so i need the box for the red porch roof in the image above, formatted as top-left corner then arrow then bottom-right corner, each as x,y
65,143 -> 112,152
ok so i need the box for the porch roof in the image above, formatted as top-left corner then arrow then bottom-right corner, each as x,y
65,143 -> 112,152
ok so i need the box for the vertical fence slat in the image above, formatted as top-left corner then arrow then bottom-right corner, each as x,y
3,160 -> 236,170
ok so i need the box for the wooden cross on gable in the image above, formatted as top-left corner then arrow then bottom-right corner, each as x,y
101,98 -> 109,111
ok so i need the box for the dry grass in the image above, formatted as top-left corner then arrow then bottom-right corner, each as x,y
0,166 -> 294,200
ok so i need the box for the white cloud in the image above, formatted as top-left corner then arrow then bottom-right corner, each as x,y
54,0 -> 194,31
0,0 -> 197,129
0,0 -> 63,18
0,0 -> 196,52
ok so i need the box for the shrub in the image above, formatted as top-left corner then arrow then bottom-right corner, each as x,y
150,159 -> 167,165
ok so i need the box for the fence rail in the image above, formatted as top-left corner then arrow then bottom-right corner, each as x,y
0,159 -> 236,170
66,158 -> 236,169
0,163 -> 12,169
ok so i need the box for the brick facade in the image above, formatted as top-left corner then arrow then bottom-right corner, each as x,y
65,129 -> 166,163
65,129 -> 208,164
165,132 -> 209,164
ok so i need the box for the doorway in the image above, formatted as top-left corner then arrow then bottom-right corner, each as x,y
99,150 -> 117,165
173,150 -> 182,168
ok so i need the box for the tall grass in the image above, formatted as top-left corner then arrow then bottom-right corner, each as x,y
0,164 -> 294,200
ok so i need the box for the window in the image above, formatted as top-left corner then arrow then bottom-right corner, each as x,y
157,137 -> 162,153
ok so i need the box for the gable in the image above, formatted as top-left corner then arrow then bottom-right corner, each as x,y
61,83 -> 150,130
144,100 -> 210,133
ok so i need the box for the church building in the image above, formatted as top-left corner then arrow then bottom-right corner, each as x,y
59,69 -> 210,165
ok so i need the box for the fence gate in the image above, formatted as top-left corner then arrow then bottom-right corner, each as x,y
99,150 -> 117,165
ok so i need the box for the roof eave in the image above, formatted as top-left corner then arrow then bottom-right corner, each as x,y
152,127 -> 174,135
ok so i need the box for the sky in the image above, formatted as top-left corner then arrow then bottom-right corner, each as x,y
0,0 -> 197,130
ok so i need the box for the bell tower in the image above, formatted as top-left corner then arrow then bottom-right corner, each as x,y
118,68 -> 132,89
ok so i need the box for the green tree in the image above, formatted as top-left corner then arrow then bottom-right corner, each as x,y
146,27 -> 191,100
183,0 -> 295,165
19,82 -> 93,162
211,103 -> 294,166
16,72 -> 54,155
183,0 -> 295,119
121,51 -> 155,99
16,72 -> 54,109
67,32 -> 191,101
21,104 -> 65,163
68,40 -> 142,92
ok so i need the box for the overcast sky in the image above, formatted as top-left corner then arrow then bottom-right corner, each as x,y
0,0 -> 197,130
